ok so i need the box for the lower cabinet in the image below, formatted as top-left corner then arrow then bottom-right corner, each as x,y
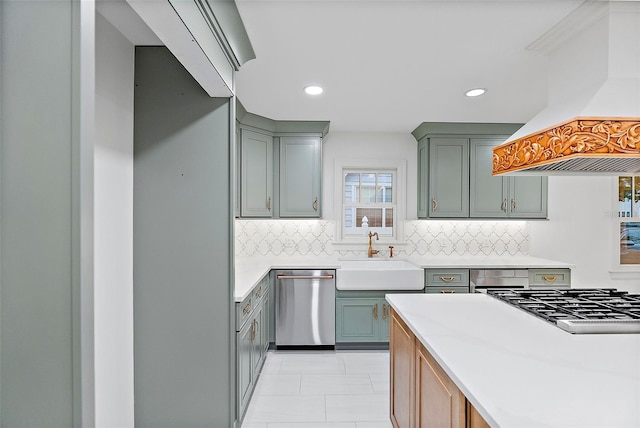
390,307 -> 490,428
237,275 -> 270,421
424,269 -> 470,294
336,290 -> 421,344
415,342 -> 465,427
336,297 -> 390,343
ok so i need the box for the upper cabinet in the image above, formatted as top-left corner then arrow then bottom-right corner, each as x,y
470,139 -> 548,218
236,101 -> 329,219
429,138 -> 470,218
413,123 -> 548,219
240,129 -> 273,217
279,136 -> 322,217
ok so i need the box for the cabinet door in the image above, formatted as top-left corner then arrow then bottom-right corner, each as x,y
261,293 -> 270,354
237,321 -> 254,417
241,129 -> 273,217
390,309 -> 415,428
429,138 -> 469,218
336,298 -> 380,342
279,136 -> 321,217
416,342 -> 466,428
417,138 -> 429,218
470,139 -> 509,218
380,301 -> 391,341
509,176 -> 548,218
251,306 -> 264,376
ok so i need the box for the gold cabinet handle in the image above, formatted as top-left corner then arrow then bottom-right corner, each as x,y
250,319 -> 256,341
382,304 -> 389,320
432,198 -> 438,212
243,303 -> 251,315
373,303 -> 379,320
255,288 -> 262,298
542,275 -> 557,283
511,199 -> 516,211
440,290 -> 456,294
266,196 -> 271,211
502,199 -> 507,212
439,276 -> 455,282
312,197 -> 318,212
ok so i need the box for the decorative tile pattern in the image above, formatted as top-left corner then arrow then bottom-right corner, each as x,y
235,219 -> 529,257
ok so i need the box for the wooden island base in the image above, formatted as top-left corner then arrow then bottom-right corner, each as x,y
390,308 -> 490,428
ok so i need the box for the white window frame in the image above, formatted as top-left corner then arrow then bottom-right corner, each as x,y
343,170 -> 396,237
612,176 -> 640,278
334,159 -> 406,246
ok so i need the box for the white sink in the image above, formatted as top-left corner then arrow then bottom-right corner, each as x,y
336,258 -> 424,290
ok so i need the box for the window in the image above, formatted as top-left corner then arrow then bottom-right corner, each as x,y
334,159 -> 406,244
618,176 -> 640,265
344,171 -> 395,237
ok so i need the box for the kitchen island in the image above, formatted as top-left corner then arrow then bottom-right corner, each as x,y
386,293 -> 640,428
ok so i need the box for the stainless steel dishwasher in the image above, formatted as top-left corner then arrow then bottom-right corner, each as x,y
275,270 -> 336,348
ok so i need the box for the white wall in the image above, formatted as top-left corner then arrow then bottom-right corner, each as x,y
322,131 -> 418,220
529,176 -> 640,293
94,12 -> 135,427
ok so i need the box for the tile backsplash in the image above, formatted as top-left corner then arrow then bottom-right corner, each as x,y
235,219 -> 529,258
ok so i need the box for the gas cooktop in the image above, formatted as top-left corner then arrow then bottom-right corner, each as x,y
487,288 -> 640,334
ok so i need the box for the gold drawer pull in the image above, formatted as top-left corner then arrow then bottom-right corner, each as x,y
255,289 -> 262,298
542,275 -> 558,283
439,276 -> 455,282
373,303 -> 379,320
242,303 -> 251,315
313,197 -> 318,212
382,304 -> 389,320
440,290 -> 456,294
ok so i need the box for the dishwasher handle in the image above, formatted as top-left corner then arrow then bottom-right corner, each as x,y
276,274 -> 334,280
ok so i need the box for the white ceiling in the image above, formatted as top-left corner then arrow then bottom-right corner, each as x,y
234,0 -> 585,133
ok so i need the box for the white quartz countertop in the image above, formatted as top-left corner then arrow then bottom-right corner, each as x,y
234,255 -> 572,302
386,293 -> 640,428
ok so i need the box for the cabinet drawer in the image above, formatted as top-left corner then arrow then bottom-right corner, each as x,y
425,269 -> 469,286
253,276 -> 269,303
236,295 -> 253,331
425,285 -> 469,294
529,269 -> 571,287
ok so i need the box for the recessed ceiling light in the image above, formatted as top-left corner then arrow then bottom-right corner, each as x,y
465,88 -> 486,97
304,85 -> 323,95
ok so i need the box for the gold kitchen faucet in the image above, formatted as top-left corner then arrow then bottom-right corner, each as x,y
368,231 -> 379,257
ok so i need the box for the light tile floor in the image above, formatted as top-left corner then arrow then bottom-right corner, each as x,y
241,350 -> 393,428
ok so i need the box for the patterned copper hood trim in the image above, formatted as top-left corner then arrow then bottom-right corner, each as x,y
492,117 -> 640,175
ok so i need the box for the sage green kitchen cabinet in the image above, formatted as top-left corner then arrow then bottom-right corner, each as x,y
240,129 -> 273,217
279,136 -> 322,217
429,138 -> 470,218
413,122 -> 546,219
336,297 -> 391,343
236,275 -> 270,421
237,315 -> 253,416
417,138 -> 430,218
470,139 -> 547,218
425,269 -> 470,294
529,268 -> 571,288
236,102 -> 329,218
335,290 -> 422,344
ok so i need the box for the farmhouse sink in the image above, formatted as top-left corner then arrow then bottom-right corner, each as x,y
336,258 -> 424,290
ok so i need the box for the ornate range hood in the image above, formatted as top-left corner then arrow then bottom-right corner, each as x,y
493,1 -> 640,176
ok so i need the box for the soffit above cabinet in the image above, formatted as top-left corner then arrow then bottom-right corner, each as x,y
125,0 -> 255,97
237,100 -> 330,137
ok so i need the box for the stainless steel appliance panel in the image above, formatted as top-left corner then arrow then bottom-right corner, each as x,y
275,270 -> 336,346
470,269 -> 529,293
